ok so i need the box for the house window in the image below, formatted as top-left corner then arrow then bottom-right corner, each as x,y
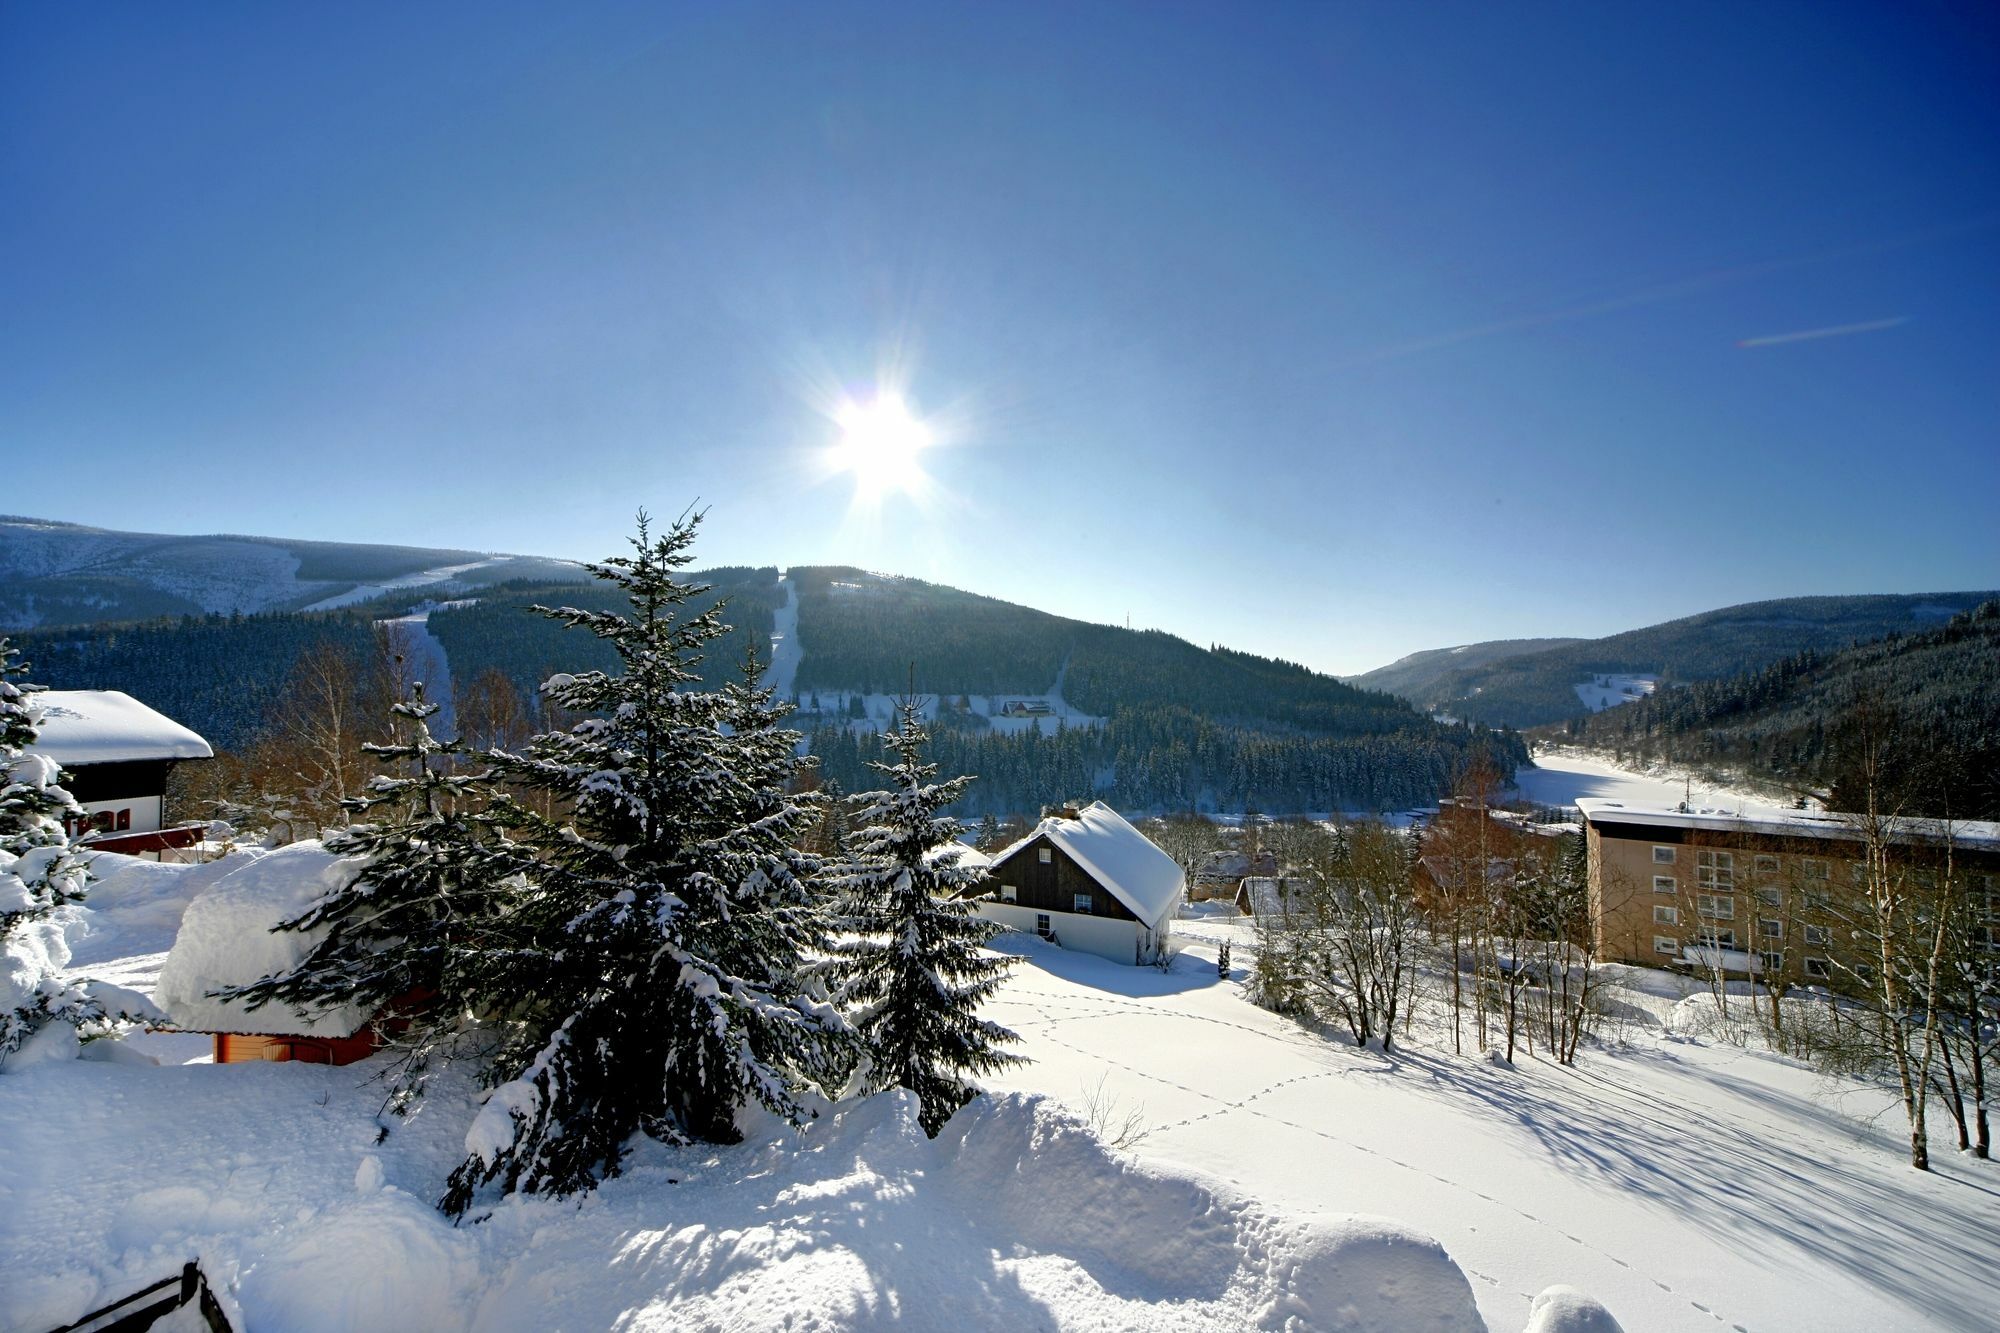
1696,927 -> 1736,949
1754,854 -> 1780,878
1758,918 -> 1783,939
1038,848 -> 1053,864
1696,850 -> 1734,891
1654,905 -> 1678,925
1803,924 -> 1830,946
1653,875 -> 1677,894
115,808 -> 131,831
1697,894 -> 1734,920
1001,884 -> 1017,903
1804,957 -> 1831,980
1654,935 -> 1680,956
1072,894 -> 1093,915
1035,913 -> 1052,938
1653,846 -> 1676,865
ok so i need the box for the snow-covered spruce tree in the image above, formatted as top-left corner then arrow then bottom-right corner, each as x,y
1,639 -> 155,1067
440,512 -> 849,1216
219,681 -> 518,1110
832,697 -> 1021,1136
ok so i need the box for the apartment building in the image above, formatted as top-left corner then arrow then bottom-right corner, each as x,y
1577,799 -> 2000,986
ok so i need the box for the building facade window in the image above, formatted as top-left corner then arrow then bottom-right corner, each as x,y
1654,935 -> 1679,956
1695,849 -> 1735,891
1654,905 -> 1678,925
1653,875 -> 1677,894
1754,854 -> 1780,878
1035,913 -> 1052,937
1072,894 -> 1093,915
1697,894 -> 1735,920
1803,924 -> 1830,946
1805,957 -> 1831,980
1758,918 -> 1783,939
1696,927 -> 1737,949
1038,848 -> 1053,864
1755,887 -> 1783,908
1000,884 -> 1017,903
1653,846 -> 1676,864
1759,950 -> 1784,974
1801,858 -> 1831,882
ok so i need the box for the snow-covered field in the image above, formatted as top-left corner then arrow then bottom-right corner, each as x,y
5,856 -> 1995,1331
1571,674 -> 1659,713
1511,749 -> 1804,819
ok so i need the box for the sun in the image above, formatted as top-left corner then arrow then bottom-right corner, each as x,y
832,392 -> 932,497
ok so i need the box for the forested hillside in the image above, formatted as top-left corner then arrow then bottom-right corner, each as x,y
789,567 -> 1415,732
428,568 -> 782,704
1562,602 -> 2000,819
1385,592 -> 1997,727
13,556 -> 1517,816
13,567 -> 782,752
1346,636 -> 1584,701
0,514 -> 587,629
15,612 -> 381,751
809,704 -> 1524,816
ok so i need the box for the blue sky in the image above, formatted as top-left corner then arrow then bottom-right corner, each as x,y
5,2 -> 1996,675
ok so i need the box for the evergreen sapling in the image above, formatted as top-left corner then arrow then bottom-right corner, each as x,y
219,681 -> 516,1110
833,696 -> 1021,1136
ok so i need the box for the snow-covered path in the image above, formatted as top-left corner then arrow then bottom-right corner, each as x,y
377,609 -> 457,737
984,938 -> 2000,1333
760,573 -> 802,699
301,558 -> 504,612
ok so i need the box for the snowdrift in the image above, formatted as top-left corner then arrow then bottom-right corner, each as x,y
0,1061 -> 1491,1333
152,842 -> 373,1038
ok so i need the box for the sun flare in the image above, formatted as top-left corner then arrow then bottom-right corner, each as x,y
832,392 -> 932,497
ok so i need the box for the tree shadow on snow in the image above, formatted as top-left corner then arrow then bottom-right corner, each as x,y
471,1092 -> 1250,1330
988,934 -> 1223,999
1392,1045 -> 1997,1329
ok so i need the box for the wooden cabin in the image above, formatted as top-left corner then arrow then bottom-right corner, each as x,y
34,690 -> 213,860
972,802 -> 1183,965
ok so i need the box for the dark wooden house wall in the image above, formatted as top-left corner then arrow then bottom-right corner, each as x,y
63,759 -> 173,805
985,834 -> 1139,922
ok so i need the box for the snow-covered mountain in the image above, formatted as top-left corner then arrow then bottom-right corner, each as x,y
0,516 -> 588,630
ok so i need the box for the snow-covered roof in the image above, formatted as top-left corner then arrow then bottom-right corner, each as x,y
1575,799 -> 2000,853
154,842 -> 374,1038
993,802 -> 1184,927
30,691 -> 214,765
931,841 -> 993,870
1235,875 -> 1311,919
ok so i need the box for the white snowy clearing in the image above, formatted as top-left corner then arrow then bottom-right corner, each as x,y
1571,675 -> 1659,714
301,559 -> 506,612
4,854 -> 1994,1331
1510,749 -> 1805,819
